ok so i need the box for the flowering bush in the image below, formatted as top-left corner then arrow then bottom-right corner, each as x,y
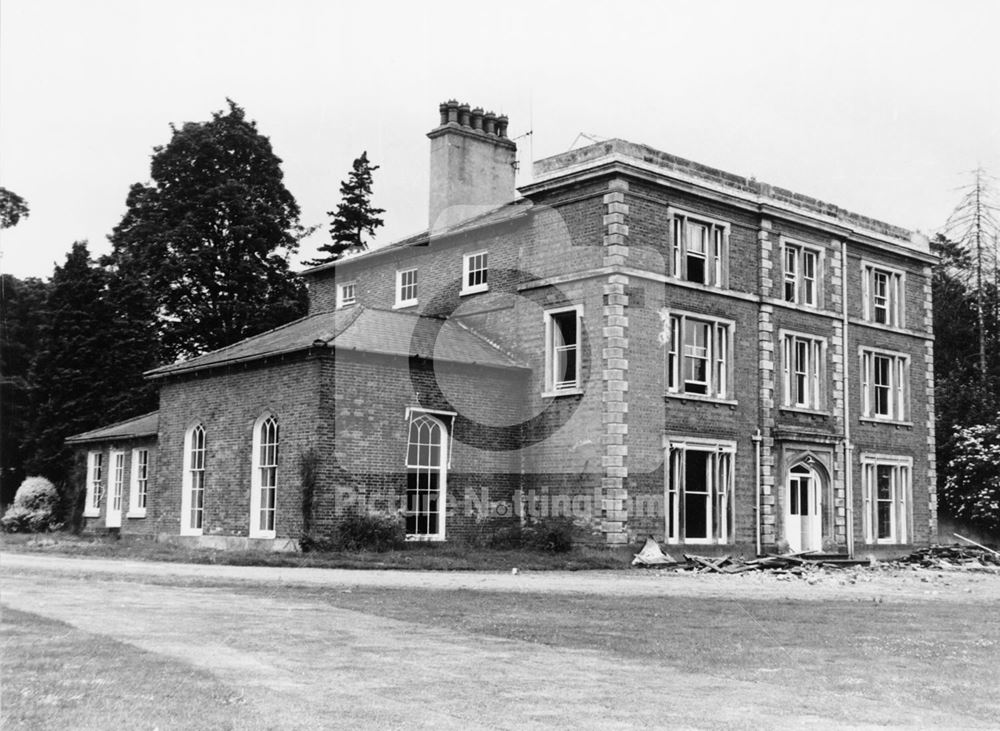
1,476 -> 62,533
943,416 -> 1000,535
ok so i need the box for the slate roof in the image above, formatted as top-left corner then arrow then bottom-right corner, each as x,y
301,199 -> 533,274
65,412 -> 159,444
145,306 -> 527,379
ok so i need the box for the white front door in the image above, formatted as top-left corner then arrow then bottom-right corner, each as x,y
785,464 -> 821,553
106,451 -> 125,528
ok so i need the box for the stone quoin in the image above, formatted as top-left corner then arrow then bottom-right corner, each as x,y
68,100 -> 937,555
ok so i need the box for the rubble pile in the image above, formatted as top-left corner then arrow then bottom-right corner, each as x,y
632,534 -> 1000,577
896,544 -> 1000,571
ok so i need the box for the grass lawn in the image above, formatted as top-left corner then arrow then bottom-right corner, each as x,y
1,608 -> 258,730
3,557 -> 999,727
0,531 -> 628,571
281,584 -> 1000,723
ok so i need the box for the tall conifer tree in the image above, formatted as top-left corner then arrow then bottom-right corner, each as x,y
308,151 -> 385,265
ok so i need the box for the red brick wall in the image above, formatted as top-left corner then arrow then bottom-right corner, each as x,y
155,357 -> 324,540
76,437 -> 158,536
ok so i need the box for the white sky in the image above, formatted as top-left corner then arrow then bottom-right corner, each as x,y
1,0 -> 998,279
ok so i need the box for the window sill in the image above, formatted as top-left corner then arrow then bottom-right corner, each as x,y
542,388 -> 584,398
405,534 -> 445,542
460,286 -> 489,297
779,406 -> 829,417
126,511 -> 146,519
337,302 -> 357,309
666,276 -> 724,292
665,539 -> 731,545
179,529 -> 204,537
392,300 -> 418,310
83,509 -> 100,518
665,393 -> 738,407
249,532 -> 276,540
859,417 -> 913,428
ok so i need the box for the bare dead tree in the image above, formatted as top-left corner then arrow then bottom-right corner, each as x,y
943,167 -> 1000,381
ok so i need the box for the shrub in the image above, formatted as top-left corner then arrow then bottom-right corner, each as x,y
473,516 -> 575,553
1,476 -> 62,533
523,516 -> 575,553
303,511 -> 406,553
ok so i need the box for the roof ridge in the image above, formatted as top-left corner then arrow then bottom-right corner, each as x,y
449,318 -> 523,366
325,304 -> 366,342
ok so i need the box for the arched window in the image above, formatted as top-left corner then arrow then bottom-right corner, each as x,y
405,413 -> 447,539
250,415 -> 279,538
181,424 -> 206,536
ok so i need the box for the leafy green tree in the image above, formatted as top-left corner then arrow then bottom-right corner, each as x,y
108,100 -> 307,360
0,275 -> 50,504
0,187 -> 29,229
21,243 -> 121,488
932,234 -> 1000,531
308,151 -> 385,265
943,416 -> 1000,535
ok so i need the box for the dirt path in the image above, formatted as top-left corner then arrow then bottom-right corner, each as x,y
3,557 -> 995,729
3,551 -> 999,603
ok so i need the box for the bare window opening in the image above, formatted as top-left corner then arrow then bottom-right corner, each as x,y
665,441 -> 734,544
545,307 -> 581,394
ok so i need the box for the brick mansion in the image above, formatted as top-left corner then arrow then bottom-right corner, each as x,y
68,100 -> 937,556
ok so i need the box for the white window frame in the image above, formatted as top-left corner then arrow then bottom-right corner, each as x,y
663,436 -> 736,545
336,281 -> 357,308
106,450 -> 126,527
543,305 -> 583,396
780,330 -> 826,410
249,414 -> 279,539
861,454 -> 913,544
394,268 -> 418,308
180,424 -> 206,536
127,448 -> 149,518
860,347 -> 909,422
667,207 -> 730,288
780,239 -> 822,307
405,411 -> 449,541
84,451 -> 103,517
861,261 -> 905,327
666,311 -> 733,400
460,251 -> 489,295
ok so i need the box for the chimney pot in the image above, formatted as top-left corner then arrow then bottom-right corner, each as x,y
427,101 -> 517,232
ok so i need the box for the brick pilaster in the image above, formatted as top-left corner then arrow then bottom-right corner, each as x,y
830,243 -> 847,544
922,266 -> 938,539
601,180 -> 630,545
758,219 -> 777,547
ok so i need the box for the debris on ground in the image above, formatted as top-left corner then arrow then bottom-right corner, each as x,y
632,535 -> 677,566
896,543 -> 1000,571
631,536 -> 1000,579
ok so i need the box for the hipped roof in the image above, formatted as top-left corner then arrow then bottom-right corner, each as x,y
145,306 -> 526,379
